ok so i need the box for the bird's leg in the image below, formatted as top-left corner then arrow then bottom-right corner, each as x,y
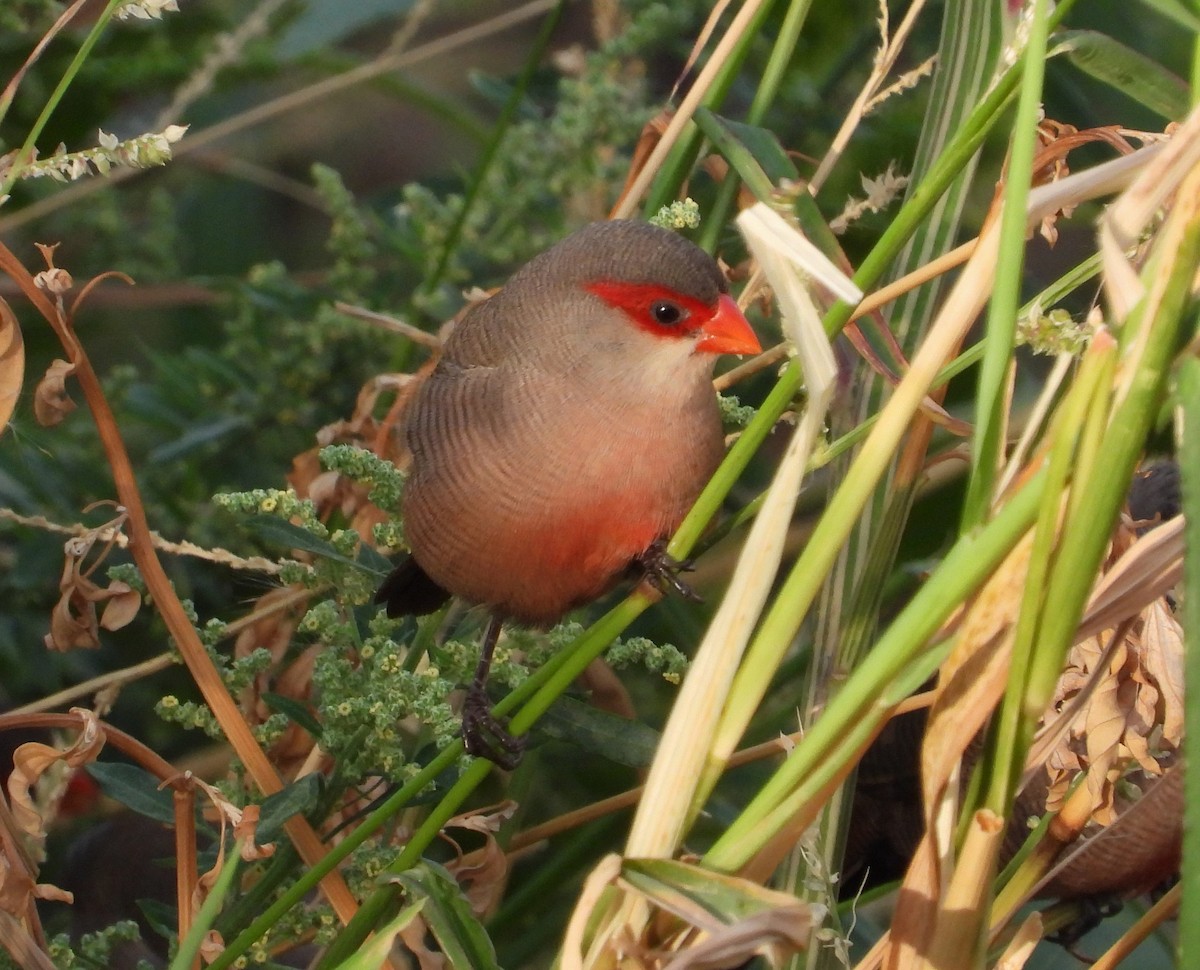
635,539 -> 703,603
461,614 -> 526,769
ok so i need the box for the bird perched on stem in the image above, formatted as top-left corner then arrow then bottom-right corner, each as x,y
377,220 -> 760,765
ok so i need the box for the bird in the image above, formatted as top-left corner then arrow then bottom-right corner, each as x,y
376,219 -> 760,764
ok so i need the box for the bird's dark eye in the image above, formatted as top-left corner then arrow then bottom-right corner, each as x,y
650,300 -> 687,326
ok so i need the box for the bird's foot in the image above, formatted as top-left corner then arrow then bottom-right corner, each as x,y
462,684 -> 526,769
636,539 -> 703,603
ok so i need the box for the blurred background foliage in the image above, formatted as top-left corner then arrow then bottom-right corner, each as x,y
0,1 -> 1191,966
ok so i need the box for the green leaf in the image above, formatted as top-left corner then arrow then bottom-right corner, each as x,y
327,900 -> 425,970
1132,0 -> 1200,33
148,415 -> 252,464
1056,30 -> 1190,120
710,115 -> 801,185
241,516 -> 360,568
393,861 -> 502,970
86,762 -> 175,825
692,108 -> 789,203
257,773 -> 323,843
169,842 -> 243,970
467,71 -> 542,121
355,542 -> 394,575
536,694 -> 661,767
261,691 -> 324,739
621,857 -> 815,926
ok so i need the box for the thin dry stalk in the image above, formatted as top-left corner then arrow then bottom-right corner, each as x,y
0,246 -> 370,941
0,0 -> 561,234
0,0 -> 91,122
809,0 -> 930,193
609,0 -> 770,219
1088,881 -> 1180,970
0,507 -> 283,573
174,786 -> 200,967
153,0 -> 292,129
920,810 -> 1005,970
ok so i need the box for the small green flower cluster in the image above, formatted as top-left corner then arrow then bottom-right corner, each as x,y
1017,307 -> 1094,357
157,647 -> 274,739
718,393 -> 758,429
605,636 -> 688,684
34,921 -> 144,970
312,163 -> 378,303
311,614 -> 459,781
651,198 -> 702,230
104,561 -> 146,593
214,488 -> 324,530
318,444 -> 405,515
506,621 -> 688,684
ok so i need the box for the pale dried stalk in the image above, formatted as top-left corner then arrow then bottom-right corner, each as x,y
919,810 -> 1005,970
0,507 -> 283,573
0,247 -> 371,948
1100,103 -> 1200,323
810,0 -> 931,193
12,585 -> 317,716
609,0 -> 770,219
1088,881 -> 1181,970
153,0 -> 291,128
992,912 -> 1042,970
0,0 -> 561,234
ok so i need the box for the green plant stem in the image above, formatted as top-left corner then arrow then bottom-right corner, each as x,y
641,0 -> 780,218
420,0 -> 566,295
982,333 -> 1117,811
704,467 -> 1048,871
1023,241 -> 1199,716
170,845 -> 243,970
692,108 -> 777,202
0,0 -> 124,198
206,745 -> 461,970
961,0 -> 1053,529
697,0 -> 815,251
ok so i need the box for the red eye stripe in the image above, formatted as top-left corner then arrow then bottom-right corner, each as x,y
583,280 -> 717,339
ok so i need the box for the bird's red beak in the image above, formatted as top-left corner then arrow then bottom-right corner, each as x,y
696,294 -> 761,356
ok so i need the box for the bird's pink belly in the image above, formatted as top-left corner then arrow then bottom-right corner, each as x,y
449,499 -> 665,626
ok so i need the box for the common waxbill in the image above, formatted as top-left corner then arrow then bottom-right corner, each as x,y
377,220 -> 760,763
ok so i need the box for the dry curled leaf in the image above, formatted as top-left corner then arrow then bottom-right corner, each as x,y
33,358 -> 75,427
194,779 -> 276,864
399,912 -> 447,970
5,709 -> 105,851
441,800 -> 517,918
186,778 -> 275,926
1044,598 -> 1182,825
0,297 -> 24,433
45,543 -> 141,651
0,909 -> 60,970
199,929 -> 225,964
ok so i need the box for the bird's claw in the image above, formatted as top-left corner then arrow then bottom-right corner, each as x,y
637,540 -> 703,603
462,684 -> 526,769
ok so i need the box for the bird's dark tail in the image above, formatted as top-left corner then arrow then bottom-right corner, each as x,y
375,555 -> 452,617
